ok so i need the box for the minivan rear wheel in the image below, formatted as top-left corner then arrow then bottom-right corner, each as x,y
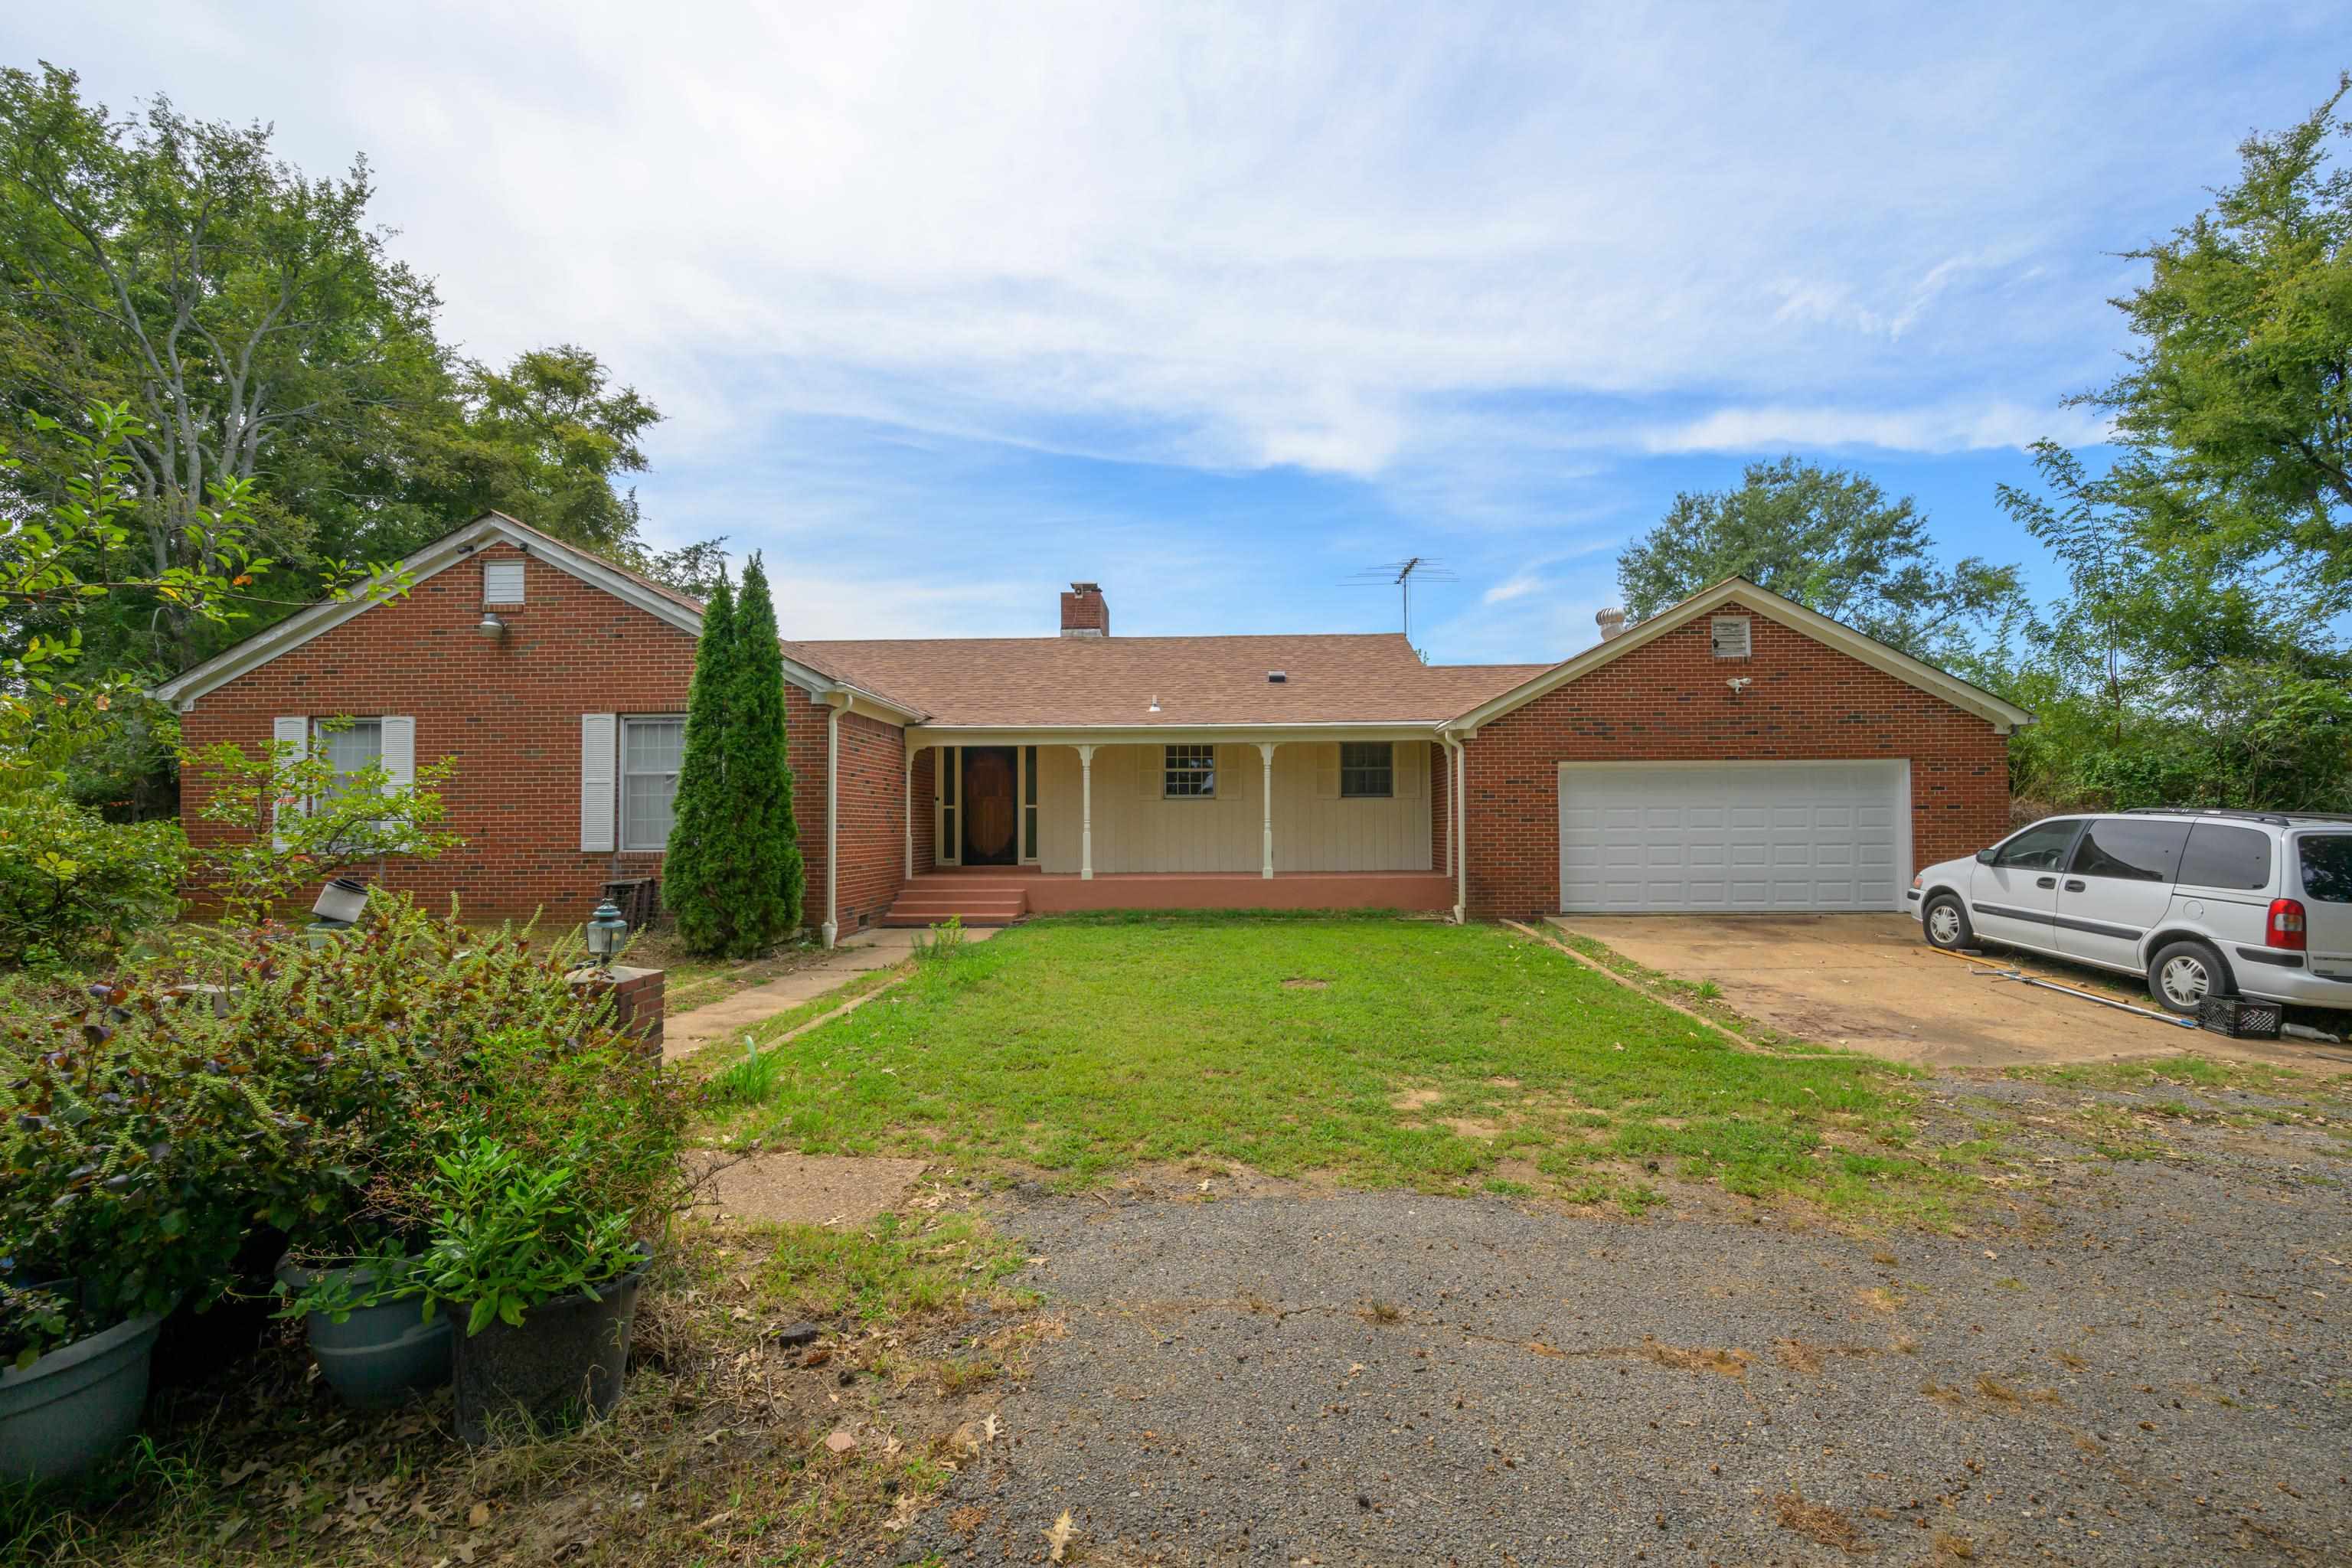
2148,938 -> 2231,1015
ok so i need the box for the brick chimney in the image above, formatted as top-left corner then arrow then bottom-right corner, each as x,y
1060,581 -> 1109,638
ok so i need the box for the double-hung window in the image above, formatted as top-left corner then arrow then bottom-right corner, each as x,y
1163,743 -> 1217,799
620,716 -> 686,851
314,718 -> 384,806
1339,742 -> 1393,799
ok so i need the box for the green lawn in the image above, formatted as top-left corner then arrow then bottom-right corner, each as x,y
713,913 -> 1986,1223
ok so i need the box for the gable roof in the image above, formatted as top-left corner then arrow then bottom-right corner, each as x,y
146,513 -> 920,717
783,632 -> 1550,728
1443,577 -> 2035,733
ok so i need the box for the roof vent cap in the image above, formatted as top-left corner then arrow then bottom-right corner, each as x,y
1267,670 -> 1288,684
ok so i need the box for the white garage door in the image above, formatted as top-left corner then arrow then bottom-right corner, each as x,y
1558,761 -> 1909,913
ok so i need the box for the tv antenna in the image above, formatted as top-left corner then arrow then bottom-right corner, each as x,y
1341,557 -> 1457,642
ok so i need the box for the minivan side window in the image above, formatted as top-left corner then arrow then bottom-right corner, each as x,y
2176,823 -> 2272,891
2068,819 -> 2192,883
1991,819 -> 2082,871
2300,835 -> 2352,904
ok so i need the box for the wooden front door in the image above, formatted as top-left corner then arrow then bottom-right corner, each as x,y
960,747 -> 1019,866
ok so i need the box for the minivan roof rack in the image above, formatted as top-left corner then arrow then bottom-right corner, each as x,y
2120,805 -> 2352,827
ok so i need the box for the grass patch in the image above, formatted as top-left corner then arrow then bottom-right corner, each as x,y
731,916 -> 1983,1223
2007,1054 -> 2352,1105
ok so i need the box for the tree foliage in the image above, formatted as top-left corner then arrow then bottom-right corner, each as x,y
2082,73 -> 2352,599
1615,456 -> 2022,667
662,573 -> 738,956
730,554 -> 805,945
661,559 -> 805,957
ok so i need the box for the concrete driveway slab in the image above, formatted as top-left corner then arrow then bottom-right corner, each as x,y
1544,913 -> 2236,1069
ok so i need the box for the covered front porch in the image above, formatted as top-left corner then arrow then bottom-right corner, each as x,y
893,727 -> 1465,921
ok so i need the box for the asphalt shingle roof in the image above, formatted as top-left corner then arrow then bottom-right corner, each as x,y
780,632 -> 1554,727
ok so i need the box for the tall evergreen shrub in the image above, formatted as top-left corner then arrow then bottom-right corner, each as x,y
663,573 -> 737,955
727,555 -> 805,948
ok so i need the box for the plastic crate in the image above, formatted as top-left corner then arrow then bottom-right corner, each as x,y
2199,995 -> 2282,1040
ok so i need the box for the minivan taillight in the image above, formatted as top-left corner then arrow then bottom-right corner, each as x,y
2266,897 -> 2307,951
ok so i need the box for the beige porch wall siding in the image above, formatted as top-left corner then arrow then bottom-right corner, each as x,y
1027,741 -> 1432,874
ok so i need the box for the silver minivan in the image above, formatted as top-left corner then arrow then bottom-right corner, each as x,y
1907,808 -> 2352,1015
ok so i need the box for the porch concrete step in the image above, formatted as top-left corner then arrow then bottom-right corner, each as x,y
878,880 -> 1031,929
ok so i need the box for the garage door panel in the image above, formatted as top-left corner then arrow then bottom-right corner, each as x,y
1559,762 -> 1905,913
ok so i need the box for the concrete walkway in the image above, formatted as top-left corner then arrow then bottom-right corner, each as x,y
661,924 -> 998,1061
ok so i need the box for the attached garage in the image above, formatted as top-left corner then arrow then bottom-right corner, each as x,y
1557,760 -> 1910,913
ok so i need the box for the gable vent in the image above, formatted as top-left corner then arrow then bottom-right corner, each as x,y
1267,670 -> 1288,684
1710,616 -> 1752,659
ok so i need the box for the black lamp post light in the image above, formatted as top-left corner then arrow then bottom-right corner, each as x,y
584,897 -> 631,974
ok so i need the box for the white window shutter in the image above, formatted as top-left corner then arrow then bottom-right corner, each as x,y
1216,744 -> 1246,804
1313,743 -> 1339,799
272,716 -> 308,848
580,714 -> 617,853
380,716 -> 416,791
1399,741 -> 1424,799
1138,745 -> 1162,800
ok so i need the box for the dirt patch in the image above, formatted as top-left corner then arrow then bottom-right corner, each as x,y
1281,976 -> 1331,990
1638,1338 -> 1749,1378
1444,1117 -> 1504,1140
1775,1490 -> 1869,1553
689,1151 -> 930,1227
1775,1338 -> 1825,1376
1389,1087 -> 1444,1111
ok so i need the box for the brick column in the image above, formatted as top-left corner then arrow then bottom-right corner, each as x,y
569,965 -> 665,1055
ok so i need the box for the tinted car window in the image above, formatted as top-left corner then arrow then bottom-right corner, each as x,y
1991,819 -> 2082,871
2299,835 -> 2352,904
2176,823 -> 2272,891
2069,819 -> 2192,883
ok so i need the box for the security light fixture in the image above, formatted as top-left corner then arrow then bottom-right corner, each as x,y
477,610 -> 507,639
584,897 -> 630,973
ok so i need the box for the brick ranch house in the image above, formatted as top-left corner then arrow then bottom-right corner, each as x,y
151,513 -> 2030,937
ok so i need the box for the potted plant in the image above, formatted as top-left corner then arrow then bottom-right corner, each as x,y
0,1280 -> 168,1486
273,1243 -> 451,1410
417,1132 -> 657,1444
0,984 -> 270,1481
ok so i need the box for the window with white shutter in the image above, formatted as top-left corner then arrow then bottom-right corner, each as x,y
483,559 -> 525,605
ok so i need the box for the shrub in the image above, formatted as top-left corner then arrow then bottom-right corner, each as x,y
0,981 -> 296,1330
0,791 -> 184,969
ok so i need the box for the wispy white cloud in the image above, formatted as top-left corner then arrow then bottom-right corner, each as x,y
4,1 -> 2333,657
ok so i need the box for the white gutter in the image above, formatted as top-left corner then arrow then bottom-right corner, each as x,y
821,701 -> 841,948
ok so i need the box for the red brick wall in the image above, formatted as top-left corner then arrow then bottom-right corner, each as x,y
831,711 -> 907,933
180,541 -> 912,930
180,543 -> 700,918
910,746 -> 936,874
1459,611 -> 2010,919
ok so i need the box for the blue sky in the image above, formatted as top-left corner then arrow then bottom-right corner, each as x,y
8,2 -> 2346,663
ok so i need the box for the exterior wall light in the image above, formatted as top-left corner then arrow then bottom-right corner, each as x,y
584,897 -> 630,973
477,611 -> 507,639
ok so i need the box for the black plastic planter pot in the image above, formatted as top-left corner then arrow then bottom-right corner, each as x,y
275,1256 -> 452,1410
0,1309 -> 167,1485
451,1250 -> 653,1446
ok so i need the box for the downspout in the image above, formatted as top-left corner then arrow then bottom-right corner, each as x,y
1440,733 -> 1467,924
821,699 -> 841,949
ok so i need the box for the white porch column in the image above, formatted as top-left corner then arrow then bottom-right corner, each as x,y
1257,742 -> 1277,878
1076,744 -> 1096,880
903,742 -> 914,880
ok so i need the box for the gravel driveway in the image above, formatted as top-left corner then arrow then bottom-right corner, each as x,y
908,1079 -> 2350,1566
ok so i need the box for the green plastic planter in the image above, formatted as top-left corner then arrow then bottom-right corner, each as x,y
452,1248 -> 652,1446
275,1256 -> 452,1410
0,1309 -> 166,1485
